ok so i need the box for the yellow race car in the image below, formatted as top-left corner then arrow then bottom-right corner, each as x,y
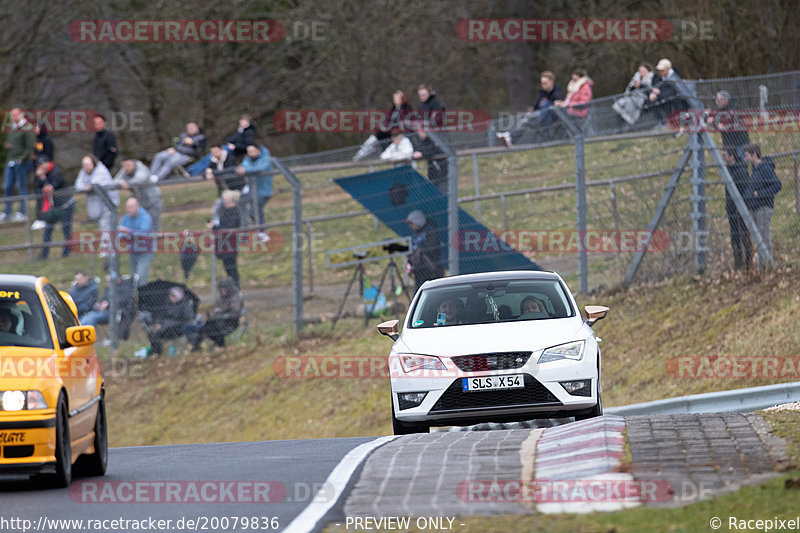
0,274 -> 106,487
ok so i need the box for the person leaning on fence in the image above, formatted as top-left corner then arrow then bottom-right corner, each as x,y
710,90 -> 751,155
647,59 -> 687,124
612,62 -> 654,128
497,71 -> 564,147
114,158 -> 164,231
207,189 -> 243,289
119,197 -> 155,286
411,122 -> 448,195
150,121 -> 206,181
186,115 -> 256,176
1,107 -> 35,223
554,68 -> 594,134
238,144 -> 273,231
743,143 -> 782,267
405,209 -> 444,293
204,145 -> 240,195
74,154 -> 120,237
191,277 -> 243,350
146,286 -> 197,357
69,271 -> 98,317
33,157 -> 75,259
721,149 -> 753,270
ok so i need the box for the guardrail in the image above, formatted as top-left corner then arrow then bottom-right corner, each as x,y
605,381 -> 800,415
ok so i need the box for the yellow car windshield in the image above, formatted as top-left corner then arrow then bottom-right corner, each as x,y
0,287 -> 53,349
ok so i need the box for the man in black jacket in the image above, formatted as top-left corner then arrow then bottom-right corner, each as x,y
411,124 -> 448,194
497,71 -> 564,146
405,209 -> 444,293
92,114 -> 117,170
147,286 -> 196,356
711,91 -> 750,156
225,115 -> 256,158
416,85 -> 445,128
721,149 -> 752,270
743,144 -> 782,267
34,157 -> 75,259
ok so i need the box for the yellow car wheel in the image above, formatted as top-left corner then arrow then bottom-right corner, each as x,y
51,393 -> 72,487
75,394 -> 108,477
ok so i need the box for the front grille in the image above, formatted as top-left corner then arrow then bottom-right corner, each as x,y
450,352 -> 531,372
3,445 -> 34,458
430,374 -> 560,413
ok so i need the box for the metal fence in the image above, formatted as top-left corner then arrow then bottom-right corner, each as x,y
1,70 -> 798,356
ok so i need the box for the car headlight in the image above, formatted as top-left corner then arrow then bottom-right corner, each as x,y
399,354 -> 446,373
538,340 -> 585,363
0,390 -> 48,411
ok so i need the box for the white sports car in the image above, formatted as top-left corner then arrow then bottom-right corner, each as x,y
378,270 -> 608,434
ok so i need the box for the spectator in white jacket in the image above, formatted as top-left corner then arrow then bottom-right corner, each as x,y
380,129 -> 414,165
74,154 -> 119,233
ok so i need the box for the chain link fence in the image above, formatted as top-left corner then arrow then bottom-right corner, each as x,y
1,70 -> 798,357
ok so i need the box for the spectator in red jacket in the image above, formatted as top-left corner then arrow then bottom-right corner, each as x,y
555,68 -> 594,133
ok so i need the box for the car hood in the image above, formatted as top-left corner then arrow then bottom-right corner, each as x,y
0,346 -> 61,390
395,317 -> 588,357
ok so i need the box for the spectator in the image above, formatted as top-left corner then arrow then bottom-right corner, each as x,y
380,128 -> 414,164
353,90 -> 414,161
2,107 -> 35,222
711,90 -> 751,155
743,144 -> 782,267
146,286 -> 196,357
204,145 -> 240,196
80,273 -> 135,328
33,122 -> 54,161
648,59 -> 687,123
554,68 -> 594,132
612,62 -> 654,128
721,149 -> 752,270
416,84 -> 445,128
34,157 -> 75,259
225,114 -> 257,158
411,123 -> 448,194
238,144 -> 273,228
114,158 -> 163,231
207,190 -> 242,288
497,71 -> 564,146
92,114 -> 118,171
118,197 -> 154,286
69,271 -> 98,317
150,121 -> 206,181
192,277 -> 243,350
405,209 -> 444,293
74,154 -> 120,234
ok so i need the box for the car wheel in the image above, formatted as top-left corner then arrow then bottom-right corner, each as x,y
75,394 -> 108,477
574,379 -> 603,421
391,395 -> 429,435
46,392 -> 72,487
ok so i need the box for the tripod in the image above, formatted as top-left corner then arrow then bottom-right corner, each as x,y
363,257 -> 411,327
331,260 -> 366,330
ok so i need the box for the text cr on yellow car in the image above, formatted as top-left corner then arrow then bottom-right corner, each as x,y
0,274 -> 107,487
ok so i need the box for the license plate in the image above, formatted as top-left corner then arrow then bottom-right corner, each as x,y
462,374 -> 525,392
0,431 -> 26,444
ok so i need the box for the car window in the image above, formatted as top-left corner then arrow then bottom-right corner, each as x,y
0,286 -> 53,349
42,284 -> 79,348
409,279 -> 574,328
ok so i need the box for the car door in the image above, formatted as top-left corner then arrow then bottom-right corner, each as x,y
41,284 -> 97,421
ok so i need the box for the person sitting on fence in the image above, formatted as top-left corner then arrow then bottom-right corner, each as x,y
554,68 -> 594,134
612,62 -> 654,128
204,145 -> 240,196
150,121 -> 206,181
69,270 -> 98,317
186,115 -> 256,176
380,128 -> 414,164
146,286 -> 197,357
648,58 -> 688,124
191,277 -> 243,350
497,71 -> 564,147
33,157 -> 75,259
353,90 -> 414,161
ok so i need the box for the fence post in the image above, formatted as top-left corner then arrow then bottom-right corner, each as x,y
426,130 -> 459,275
575,133 -> 588,294
793,154 -> 799,219
271,158 -> 304,332
472,153 -> 482,222
306,220 -> 314,294
501,194 -> 508,232
689,131 -> 707,273
610,181 -> 621,232
93,185 -> 119,354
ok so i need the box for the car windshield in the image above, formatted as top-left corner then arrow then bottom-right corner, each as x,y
409,279 -> 574,328
0,286 -> 53,349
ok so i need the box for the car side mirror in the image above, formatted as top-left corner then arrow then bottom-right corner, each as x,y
66,325 -> 96,347
585,305 -> 609,326
60,291 -> 79,318
377,319 -> 399,341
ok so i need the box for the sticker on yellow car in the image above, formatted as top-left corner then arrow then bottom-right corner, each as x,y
0,431 -> 26,444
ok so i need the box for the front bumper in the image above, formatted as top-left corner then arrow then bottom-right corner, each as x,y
0,415 -> 57,472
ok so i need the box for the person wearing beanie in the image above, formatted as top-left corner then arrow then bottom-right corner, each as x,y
405,209 -> 444,293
